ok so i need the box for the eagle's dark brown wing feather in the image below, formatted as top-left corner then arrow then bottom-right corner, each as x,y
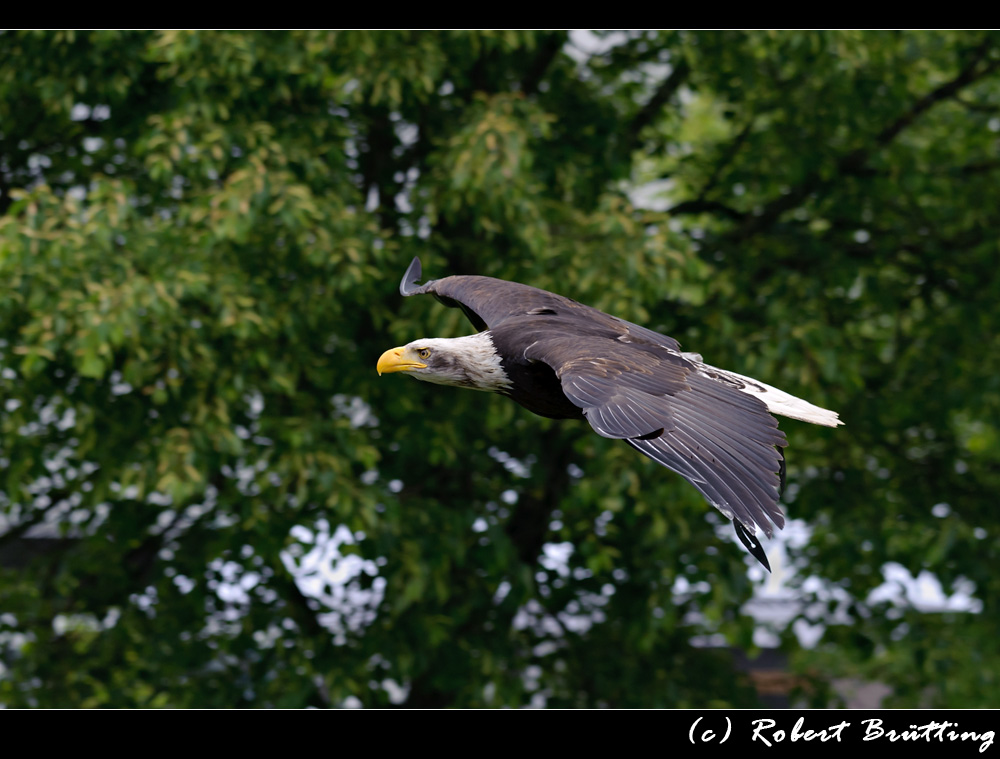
521,334 -> 787,538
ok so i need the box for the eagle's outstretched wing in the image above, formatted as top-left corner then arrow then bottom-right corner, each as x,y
399,257 -> 681,351
520,334 -> 788,541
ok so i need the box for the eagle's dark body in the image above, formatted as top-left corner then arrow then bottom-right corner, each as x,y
381,258 -> 842,568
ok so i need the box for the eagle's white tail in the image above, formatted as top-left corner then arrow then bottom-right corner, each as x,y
710,366 -> 843,427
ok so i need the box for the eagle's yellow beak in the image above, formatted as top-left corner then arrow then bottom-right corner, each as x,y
377,346 -> 427,375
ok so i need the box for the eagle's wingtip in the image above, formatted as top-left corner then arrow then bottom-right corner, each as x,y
734,521 -> 771,572
400,256 -> 423,296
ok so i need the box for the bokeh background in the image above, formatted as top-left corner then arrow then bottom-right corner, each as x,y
1,30 -> 998,707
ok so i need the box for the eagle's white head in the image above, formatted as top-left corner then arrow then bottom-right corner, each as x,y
377,332 -> 512,393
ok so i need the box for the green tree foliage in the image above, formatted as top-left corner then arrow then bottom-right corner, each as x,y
1,30 -> 998,707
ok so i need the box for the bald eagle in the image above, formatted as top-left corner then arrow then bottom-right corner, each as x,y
378,258 -> 842,570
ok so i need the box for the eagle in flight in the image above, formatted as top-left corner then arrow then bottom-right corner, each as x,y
378,258 -> 842,570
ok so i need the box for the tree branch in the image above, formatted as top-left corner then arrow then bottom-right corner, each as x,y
694,117 -> 756,204
627,57 -> 691,148
504,427 -> 575,565
521,33 -> 566,96
0,494 -> 66,556
667,198 -> 747,221
871,38 -> 999,150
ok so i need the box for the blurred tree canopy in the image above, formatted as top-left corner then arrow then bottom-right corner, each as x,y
1,30 -> 999,707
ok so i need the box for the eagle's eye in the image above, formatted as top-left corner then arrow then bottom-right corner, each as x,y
418,348 -> 431,359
